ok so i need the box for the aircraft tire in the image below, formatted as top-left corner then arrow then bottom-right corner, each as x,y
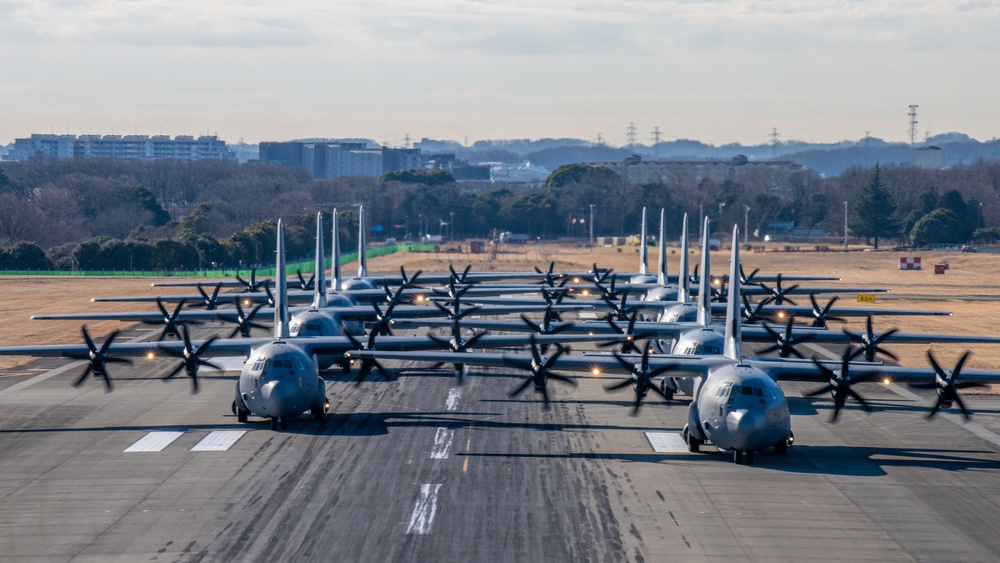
684,427 -> 701,453
237,409 -> 248,423
311,406 -> 325,422
746,450 -> 755,465
270,417 -> 279,431
279,417 -> 288,430
774,439 -> 788,455
733,449 -> 744,464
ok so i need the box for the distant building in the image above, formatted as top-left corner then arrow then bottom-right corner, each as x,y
489,162 -> 550,185
2,134 -> 236,162
591,154 -> 803,185
916,145 -> 942,169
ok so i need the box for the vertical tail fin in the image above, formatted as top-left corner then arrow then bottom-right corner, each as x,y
656,208 -> 667,285
331,208 -> 341,292
678,213 -> 689,303
639,207 -> 648,275
724,225 -> 742,362
357,205 -> 368,278
274,220 -> 290,340
312,212 -> 327,309
696,217 -> 711,326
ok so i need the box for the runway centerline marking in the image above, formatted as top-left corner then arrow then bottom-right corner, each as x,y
445,388 -> 461,411
124,431 -> 185,452
430,428 -> 454,459
190,430 -> 247,451
406,484 -> 442,535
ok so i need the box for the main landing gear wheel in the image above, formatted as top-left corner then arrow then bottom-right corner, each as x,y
659,380 -> 674,401
311,406 -> 325,422
733,450 -> 755,465
683,426 -> 701,453
775,438 -> 789,455
232,400 -> 249,423
270,417 -> 278,430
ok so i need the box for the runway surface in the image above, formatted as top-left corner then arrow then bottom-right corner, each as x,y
1,324 -> 999,562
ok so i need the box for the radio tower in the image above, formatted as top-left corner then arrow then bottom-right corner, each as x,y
908,105 -> 919,145
651,126 -> 661,158
626,122 -> 637,150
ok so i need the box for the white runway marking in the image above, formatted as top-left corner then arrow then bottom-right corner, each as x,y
445,388 -> 461,411
406,484 -> 442,534
190,430 -> 247,451
645,432 -> 690,453
430,428 -> 454,459
123,431 -> 185,452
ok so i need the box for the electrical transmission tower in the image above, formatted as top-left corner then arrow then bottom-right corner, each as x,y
651,126 -> 661,158
770,127 -> 780,158
908,105 -> 919,145
626,122 -> 637,150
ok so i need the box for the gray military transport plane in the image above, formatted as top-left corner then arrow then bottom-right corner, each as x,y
0,220 -> 621,429
348,225 -> 1000,464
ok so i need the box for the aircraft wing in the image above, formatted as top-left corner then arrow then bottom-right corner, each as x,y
749,357 -> 1000,384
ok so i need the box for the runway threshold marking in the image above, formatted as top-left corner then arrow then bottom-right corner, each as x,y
190,430 -> 247,451
124,431 -> 185,452
445,388 -> 461,411
430,428 -> 455,459
645,432 -> 690,453
406,484 -> 442,535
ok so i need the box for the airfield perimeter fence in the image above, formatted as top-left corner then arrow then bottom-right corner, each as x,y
0,244 -> 435,277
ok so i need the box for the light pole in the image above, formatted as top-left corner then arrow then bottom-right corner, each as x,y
418,214 -> 424,239
843,201 -> 849,251
450,211 -> 455,241
744,204 -> 751,242
589,204 -> 595,248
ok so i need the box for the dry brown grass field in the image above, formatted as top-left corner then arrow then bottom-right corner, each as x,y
1,243 -> 998,377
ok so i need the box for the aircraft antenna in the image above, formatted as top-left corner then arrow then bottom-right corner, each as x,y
908,105 -> 919,145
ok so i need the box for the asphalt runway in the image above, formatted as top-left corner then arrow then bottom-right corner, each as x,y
1,324 -> 1000,562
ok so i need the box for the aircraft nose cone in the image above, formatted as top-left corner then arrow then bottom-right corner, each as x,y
261,381 -> 298,416
726,409 -> 767,450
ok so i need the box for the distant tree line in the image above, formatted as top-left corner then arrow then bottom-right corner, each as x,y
2,154 -> 1000,270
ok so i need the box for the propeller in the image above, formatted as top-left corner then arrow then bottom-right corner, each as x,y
345,331 -> 391,383
195,283 -> 223,310
739,265 -> 761,286
296,269 -> 316,291
535,262 -> 564,287
809,294 -> 846,328
221,297 -> 267,338
844,316 -> 898,362
157,325 -> 220,393
143,297 -> 201,341
432,283 -> 481,321
503,336 -> 575,409
759,317 -> 816,359
371,285 -> 406,336
65,326 -> 131,391
741,294 -> 773,324
449,264 -> 472,285
236,268 -> 267,292
593,273 -> 624,302
599,310 -> 654,354
804,348 -> 879,421
911,351 -> 983,420
591,263 -> 613,283
263,281 -> 275,307
400,266 -> 423,289
757,273 -> 799,306
606,344 -> 676,415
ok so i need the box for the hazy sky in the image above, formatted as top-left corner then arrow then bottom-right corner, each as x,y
3,1 -> 998,147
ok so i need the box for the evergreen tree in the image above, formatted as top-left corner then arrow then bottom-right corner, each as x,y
849,165 -> 899,249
